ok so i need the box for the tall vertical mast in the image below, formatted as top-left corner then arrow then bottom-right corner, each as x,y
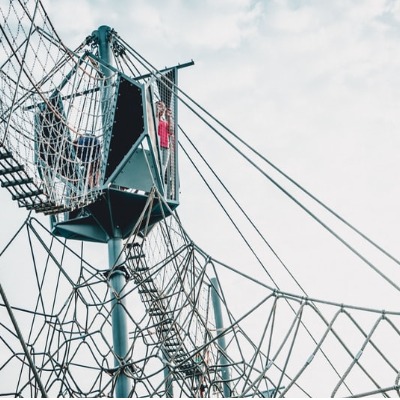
108,232 -> 130,397
93,25 -> 131,398
92,25 -> 114,112
211,277 -> 231,397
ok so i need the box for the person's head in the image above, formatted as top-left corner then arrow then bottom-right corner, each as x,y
156,101 -> 166,117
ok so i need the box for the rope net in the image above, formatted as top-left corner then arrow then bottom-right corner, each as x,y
0,0 -> 111,212
1,194 -> 400,397
0,0 -> 178,215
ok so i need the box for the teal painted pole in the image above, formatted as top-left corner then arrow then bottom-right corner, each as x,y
93,25 -> 113,182
95,25 -> 113,78
163,356 -> 174,397
108,234 -> 130,397
210,277 -> 231,397
94,26 -> 130,397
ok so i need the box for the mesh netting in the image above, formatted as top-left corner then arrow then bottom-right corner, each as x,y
0,0 -> 113,212
1,193 -> 400,397
0,0 -> 178,215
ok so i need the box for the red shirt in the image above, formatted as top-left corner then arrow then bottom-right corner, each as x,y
158,119 -> 171,148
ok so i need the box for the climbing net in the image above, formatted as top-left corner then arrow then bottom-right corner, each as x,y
1,193 -> 400,397
0,0 -> 178,214
0,0 -> 110,212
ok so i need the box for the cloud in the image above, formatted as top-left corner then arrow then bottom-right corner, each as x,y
121,0 -> 264,52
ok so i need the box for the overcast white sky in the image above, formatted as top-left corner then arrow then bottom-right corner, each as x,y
2,0 -> 400,311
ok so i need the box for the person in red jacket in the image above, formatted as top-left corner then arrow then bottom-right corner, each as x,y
156,101 -> 174,181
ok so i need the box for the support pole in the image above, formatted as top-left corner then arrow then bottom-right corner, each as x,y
163,355 -> 174,397
210,277 -> 231,398
92,25 -> 113,182
108,233 -> 130,397
0,284 -> 48,398
94,25 -> 113,78
94,26 -> 130,397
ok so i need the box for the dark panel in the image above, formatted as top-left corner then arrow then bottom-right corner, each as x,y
105,77 -> 144,180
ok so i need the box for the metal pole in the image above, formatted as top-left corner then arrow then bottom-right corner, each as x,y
210,277 -> 231,397
94,26 -> 131,397
163,355 -> 174,397
0,284 -> 48,398
95,24 -> 114,118
94,25 -> 113,78
108,233 -> 130,397
92,25 -> 113,182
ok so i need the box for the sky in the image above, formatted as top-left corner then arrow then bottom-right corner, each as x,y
2,0 -> 400,312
